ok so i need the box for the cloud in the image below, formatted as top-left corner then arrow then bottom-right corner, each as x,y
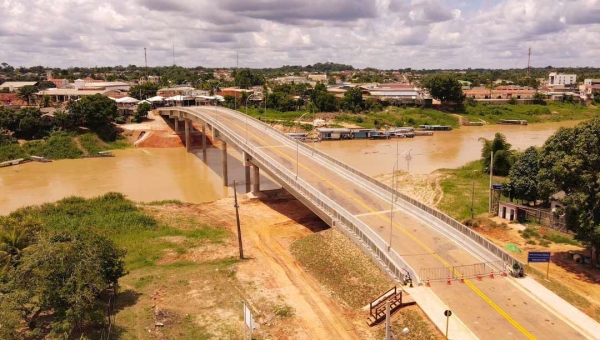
0,0 -> 597,69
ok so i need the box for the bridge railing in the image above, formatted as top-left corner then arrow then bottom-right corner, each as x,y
172,107 -> 421,285
220,107 -> 524,272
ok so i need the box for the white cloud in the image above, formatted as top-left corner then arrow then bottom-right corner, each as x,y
0,0 -> 598,69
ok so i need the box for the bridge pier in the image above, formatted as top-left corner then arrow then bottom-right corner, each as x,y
174,118 -> 179,133
222,141 -> 228,186
253,166 -> 260,193
243,152 -> 251,193
202,124 -> 207,161
184,119 -> 190,152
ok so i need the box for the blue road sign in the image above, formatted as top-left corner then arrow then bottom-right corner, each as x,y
528,251 -> 551,263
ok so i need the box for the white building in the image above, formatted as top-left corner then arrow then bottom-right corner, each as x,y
548,73 -> 577,87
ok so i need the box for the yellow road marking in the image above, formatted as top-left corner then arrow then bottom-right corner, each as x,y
207,109 -> 536,340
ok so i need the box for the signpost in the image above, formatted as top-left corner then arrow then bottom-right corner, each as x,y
527,251 -> 551,280
243,302 -> 254,340
444,309 -> 452,339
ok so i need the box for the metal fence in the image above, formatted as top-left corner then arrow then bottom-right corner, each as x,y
166,108 -> 421,285
419,261 -> 505,282
220,108 -> 525,272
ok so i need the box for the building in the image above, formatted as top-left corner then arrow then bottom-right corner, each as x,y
464,86 -> 537,100
49,78 -> 69,88
218,87 -> 254,100
0,81 -> 39,92
273,76 -> 311,85
548,73 -> 577,87
308,74 -> 327,82
584,79 -> 600,86
157,86 -> 197,97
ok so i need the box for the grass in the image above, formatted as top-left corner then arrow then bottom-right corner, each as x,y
377,309 -> 439,340
5,193 -> 228,269
518,227 -> 580,248
22,133 -> 83,159
460,102 -> 600,124
291,228 -> 394,309
2,132 -> 130,161
436,161 -> 507,221
336,106 -> 459,129
0,143 -> 27,162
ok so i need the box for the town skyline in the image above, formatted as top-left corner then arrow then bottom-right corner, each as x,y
1,0 -> 599,69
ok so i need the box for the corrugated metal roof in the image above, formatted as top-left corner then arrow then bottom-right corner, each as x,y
0,81 -> 38,88
369,91 -> 418,97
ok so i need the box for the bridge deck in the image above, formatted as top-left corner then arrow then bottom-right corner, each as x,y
165,106 -> 588,340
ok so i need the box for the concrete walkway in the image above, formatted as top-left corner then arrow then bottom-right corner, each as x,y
516,277 -> 600,340
407,286 -> 478,340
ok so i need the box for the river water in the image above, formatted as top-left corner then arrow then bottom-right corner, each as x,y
0,121 -> 581,215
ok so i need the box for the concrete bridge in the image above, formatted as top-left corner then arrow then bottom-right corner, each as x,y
159,106 -> 598,340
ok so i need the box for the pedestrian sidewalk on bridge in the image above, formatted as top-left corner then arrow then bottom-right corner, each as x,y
406,286 -> 478,340
516,277 -> 600,339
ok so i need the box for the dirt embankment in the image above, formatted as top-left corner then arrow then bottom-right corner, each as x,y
120,111 -> 214,149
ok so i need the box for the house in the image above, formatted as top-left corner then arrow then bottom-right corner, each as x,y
273,76 -> 311,85
0,81 -> 39,92
49,78 -> 69,88
157,86 -> 197,97
218,87 -> 254,100
308,74 -> 327,82
35,89 -> 123,103
548,73 -> 577,87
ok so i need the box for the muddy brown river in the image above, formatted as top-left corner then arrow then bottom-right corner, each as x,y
0,121 -> 581,215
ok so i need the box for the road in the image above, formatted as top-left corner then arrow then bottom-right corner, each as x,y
181,106 -> 588,340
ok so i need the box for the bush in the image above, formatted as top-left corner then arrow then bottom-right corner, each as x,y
22,134 -> 83,160
0,143 -> 27,162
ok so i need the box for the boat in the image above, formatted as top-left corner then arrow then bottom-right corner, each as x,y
30,155 -> 52,162
0,158 -> 31,167
498,120 -> 528,125
418,125 -> 452,131
84,151 -> 115,158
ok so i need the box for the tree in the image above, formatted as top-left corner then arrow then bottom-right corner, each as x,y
421,74 -> 465,104
505,147 -> 540,203
593,91 -> 600,105
67,94 -> 117,130
537,118 -> 600,260
532,92 -> 546,105
234,69 -> 265,89
479,133 -> 514,176
128,82 -> 159,100
17,85 -> 39,106
38,81 -> 56,90
134,102 -> 151,123
340,87 -> 363,113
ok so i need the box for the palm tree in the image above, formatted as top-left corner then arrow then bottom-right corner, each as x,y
17,85 -> 39,106
0,218 -> 39,271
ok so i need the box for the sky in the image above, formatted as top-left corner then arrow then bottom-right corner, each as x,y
0,0 -> 599,69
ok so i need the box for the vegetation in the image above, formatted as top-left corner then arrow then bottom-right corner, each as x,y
134,102 -> 151,123
291,229 -> 394,309
479,132 -> 515,176
459,102 -> 599,124
16,85 -> 38,106
421,74 -> 466,104
66,94 -> 118,140
22,132 -> 83,159
337,106 -> 459,128
437,161 -> 506,221
504,147 -> 540,204
537,118 -> 600,261
0,193 -> 234,338
128,82 -> 159,100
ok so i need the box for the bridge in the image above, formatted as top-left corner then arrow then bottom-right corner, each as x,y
159,106 -> 597,340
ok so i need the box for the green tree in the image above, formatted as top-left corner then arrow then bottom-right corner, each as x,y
134,102 -> 151,123
532,92 -> 546,105
38,81 -> 56,90
0,216 -> 40,272
593,91 -> 600,105
15,108 -> 47,139
340,87 -> 363,113
421,74 -> 466,104
17,85 -> 39,106
505,147 -> 540,203
234,69 -> 265,89
128,82 -> 159,100
67,94 -> 117,138
479,133 -> 514,176
537,118 -> 600,260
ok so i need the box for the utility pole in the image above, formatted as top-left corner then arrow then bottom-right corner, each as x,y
471,181 -> 475,219
172,44 -> 175,66
144,47 -> 148,79
233,180 -> 244,259
489,151 -> 494,213
385,299 -> 391,340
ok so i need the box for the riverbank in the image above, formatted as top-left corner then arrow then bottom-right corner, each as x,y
0,193 -> 439,339
459,102 -> 600,125
0,132 -> 130,162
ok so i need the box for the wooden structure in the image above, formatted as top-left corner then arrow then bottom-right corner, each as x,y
366,287 -> 415,326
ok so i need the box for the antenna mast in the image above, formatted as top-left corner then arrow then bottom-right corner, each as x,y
144,47 -> 148,79
172,44 -> 175,66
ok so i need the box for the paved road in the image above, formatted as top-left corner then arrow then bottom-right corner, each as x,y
182,106 -> 589,340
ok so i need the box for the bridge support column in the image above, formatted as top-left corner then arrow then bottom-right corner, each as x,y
222,141 -> 228,186
253,166 -> 260,193
243,152 -> 251,193
184,119 -> 190,152
202,124 -> 207,161
174,118 -> 179,133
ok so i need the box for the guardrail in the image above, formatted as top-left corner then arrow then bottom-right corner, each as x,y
221,108 -> 524,271
167,107 -> 421,285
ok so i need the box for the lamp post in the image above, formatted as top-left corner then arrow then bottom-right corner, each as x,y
294,111 -> 310,179
245,93 -> 255,144
213,82 -> 221,121
388,149 -> 412,252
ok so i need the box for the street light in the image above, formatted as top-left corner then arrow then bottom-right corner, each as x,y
294,111 -> 310,180
213,82 -> 221,121
245,93 -> 255,144
388,149 -> 412,252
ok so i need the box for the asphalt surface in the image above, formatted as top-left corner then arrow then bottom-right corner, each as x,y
174,106 -> 589,340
